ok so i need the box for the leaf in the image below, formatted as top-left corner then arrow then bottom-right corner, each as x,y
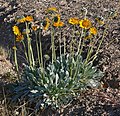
55,73 -> 59,87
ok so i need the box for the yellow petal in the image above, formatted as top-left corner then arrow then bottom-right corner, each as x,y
32,26 -> 38,31
43,18 -> 50,30
25,16 -> 33,22
12,26 -> 21,35
59,22 -> 64,27
79,19 -> 92,29
17,17 -> 26,23
47,7 -> 57,12
69,17 -> 80,25
89,27 -> 97,35
16,34 -> 24,42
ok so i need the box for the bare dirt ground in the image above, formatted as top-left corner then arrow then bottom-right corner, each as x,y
0,0 -> 120,115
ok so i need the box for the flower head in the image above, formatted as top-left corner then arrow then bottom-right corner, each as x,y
25,16 -> 34,22
79,19 -> 92,29
16,16 -> 33,23
53,21 -> 64,27
53,14 -> 60,23
32,25 -> 39,31
58,22 -> 64,27
95,17 -> 104,25
89,27 -> 97,35
47,7 -> 57,12
42,18 -> 50,30
68,17 -> 79,25
52,14 -> 64,27
12,25 -> 21,35
16,34 -> 24,42
17,17 -> 26,23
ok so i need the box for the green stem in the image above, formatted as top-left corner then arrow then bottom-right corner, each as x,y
25,22 -> 35,67
39,30 -> 43,68
85,47 -> 93,65
14,49 -> 18,71
73,29 -> 84,79
13,48 -> 20,79
30,43 -> 35,66
70,40 -> 73,56
85,34 -> 101,64
72,25 -> 75,56
51,27 -> 56,63
91,26 -> 107,63
59,31 -> 62,56
77,29 -> 83,55
70,25 -> 76,77
77,8 -> 88,58
84,36 -> 94,65
73,56 -> 79,80
35,32 -> 41,66
79,29 -> 86,55
63,36 -> 66,56
38,30 -> 45,79
25,23 -> 32,67
21,41 -> 28,63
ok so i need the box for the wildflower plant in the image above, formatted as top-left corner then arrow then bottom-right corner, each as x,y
12,7 -> 106,110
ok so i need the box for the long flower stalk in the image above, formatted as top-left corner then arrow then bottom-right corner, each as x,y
63,36 -> 66,56
70,25 -> 75,77
13,46 -> 20,79
77,29 -> 83,55
39,30 -> 43,68
35,32 -> 41,66
25,23 -> 32,67
51,27 -> 56,63
59,30 -> 62,56
25,22 -> 35,67
21,41 -> 28,63
79,29 -> 86,55
73,29 -> 84,79
90,26 -> 107,63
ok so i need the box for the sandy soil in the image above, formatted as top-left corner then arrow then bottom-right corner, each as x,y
0,0 -> 120,115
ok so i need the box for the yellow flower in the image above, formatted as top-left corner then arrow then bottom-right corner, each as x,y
68,17 -> 80,25
12,25 -> 21,35
52,14 -> 64,27
16,16 -> 33,23
79,19 -> 92,29
47,7 -> 57,12
43,18 -> 50,30
53,21 -> 64,27
89,27 -> 97,35
17,17 -> 26,23
95,18 -> 104,25
32,25 -> 39,31
53,14 -> 60,23
59,22 -> 64,27
16,34 -> 24,42
25,16 -> 34,22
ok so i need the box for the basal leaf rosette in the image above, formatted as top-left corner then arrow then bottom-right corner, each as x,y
12,54 -> 103,109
